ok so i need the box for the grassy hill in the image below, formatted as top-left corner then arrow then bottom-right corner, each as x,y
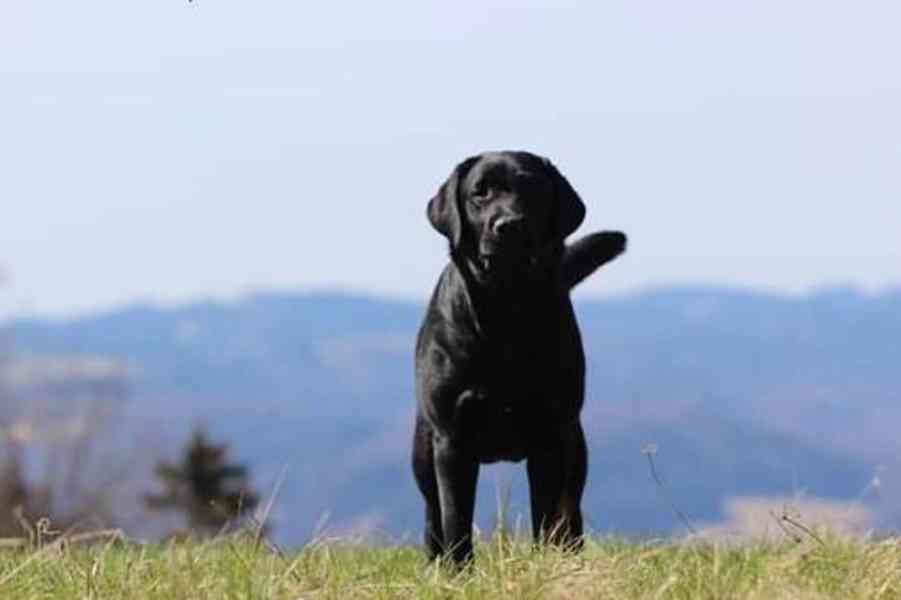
1,532 -> 900,599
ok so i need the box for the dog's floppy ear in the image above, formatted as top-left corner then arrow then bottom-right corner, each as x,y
542,158 -> 586,240
427,156 -> 479,249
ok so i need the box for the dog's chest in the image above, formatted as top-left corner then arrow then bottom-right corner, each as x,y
466,336 -> 551,420
481,333 -> 544,381
471,303 -> 559,390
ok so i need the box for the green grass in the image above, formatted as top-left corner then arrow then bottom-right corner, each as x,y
2,532 -> 901,599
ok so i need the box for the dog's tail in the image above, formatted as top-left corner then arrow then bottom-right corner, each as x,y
562,231 -> 627,289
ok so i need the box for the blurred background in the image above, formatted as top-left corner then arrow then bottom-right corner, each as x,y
2,1 -> 899,545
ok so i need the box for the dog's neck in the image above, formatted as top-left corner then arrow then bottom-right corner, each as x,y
449,246 -> 563,338
451,241 -> 562,286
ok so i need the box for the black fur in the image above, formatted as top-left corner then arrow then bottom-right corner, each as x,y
413,151 -> 627,564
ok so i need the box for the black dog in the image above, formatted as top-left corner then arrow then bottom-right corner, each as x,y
412,151 -> 627,563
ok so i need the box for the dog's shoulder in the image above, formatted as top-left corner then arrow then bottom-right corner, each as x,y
417,262 -> 480,359
424,263 -> 473,325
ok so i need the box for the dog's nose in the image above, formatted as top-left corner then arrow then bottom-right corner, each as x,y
492,216 -> 526,237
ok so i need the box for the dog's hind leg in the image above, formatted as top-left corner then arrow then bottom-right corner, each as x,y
412,416 -> 444,560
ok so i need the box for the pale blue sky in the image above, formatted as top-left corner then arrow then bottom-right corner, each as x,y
3,1 -> 900,317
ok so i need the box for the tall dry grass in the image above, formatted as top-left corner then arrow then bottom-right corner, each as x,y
1,527 -> 901,599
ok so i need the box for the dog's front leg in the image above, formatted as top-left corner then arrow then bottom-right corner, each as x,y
527,444 -> 566,545
433,433 -> 479,565
412,416 -> 444,560
526,422 -> 587,550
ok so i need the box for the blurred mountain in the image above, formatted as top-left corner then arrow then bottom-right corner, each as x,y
5,286 -> 900,544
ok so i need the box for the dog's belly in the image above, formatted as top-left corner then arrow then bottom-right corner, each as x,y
460,393 -> 541,464
472,419 -> 529,464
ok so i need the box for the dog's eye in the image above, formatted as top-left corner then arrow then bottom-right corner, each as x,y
470,183 -> 491,201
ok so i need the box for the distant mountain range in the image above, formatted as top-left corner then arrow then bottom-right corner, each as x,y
4,285 -> 900,545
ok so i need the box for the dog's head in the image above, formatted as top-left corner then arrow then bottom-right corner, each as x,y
427,151 -> 585,279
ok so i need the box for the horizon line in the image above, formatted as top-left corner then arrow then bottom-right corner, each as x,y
4,281 -> 899,325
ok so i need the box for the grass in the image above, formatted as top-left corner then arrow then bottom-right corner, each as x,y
2,531 -> 901,599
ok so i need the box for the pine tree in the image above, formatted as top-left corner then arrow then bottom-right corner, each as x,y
144,429 -> 260,536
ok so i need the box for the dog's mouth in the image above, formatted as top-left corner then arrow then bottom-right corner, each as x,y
476,224 -> 554,275
480,235 -> 532,260
478,250 -> 541,273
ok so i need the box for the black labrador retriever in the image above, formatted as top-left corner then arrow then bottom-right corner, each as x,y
412,151 -> 627,563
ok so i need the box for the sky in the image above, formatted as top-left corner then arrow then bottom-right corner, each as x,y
2,1 -> 900,318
